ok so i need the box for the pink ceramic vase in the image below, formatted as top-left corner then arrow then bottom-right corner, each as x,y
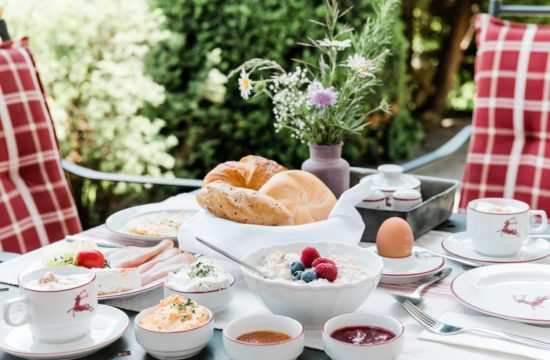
301,142 -> 350,198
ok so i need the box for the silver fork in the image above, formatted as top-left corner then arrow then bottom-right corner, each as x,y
401,300 -> 550,351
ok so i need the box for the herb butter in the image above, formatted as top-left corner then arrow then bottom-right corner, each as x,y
166,261 -> 233,292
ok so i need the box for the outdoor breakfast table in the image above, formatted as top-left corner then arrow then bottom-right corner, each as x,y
0,212 -> 548,360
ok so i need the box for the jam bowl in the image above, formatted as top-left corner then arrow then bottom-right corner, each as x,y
223,314 -> 304,360
322,312 -> 405,360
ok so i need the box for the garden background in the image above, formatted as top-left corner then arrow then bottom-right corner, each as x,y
4,0 -> 548,227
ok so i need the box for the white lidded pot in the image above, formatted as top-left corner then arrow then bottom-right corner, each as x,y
360,165 -> 421,210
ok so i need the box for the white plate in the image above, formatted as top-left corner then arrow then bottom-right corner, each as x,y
0,305 -> 129,359
451,264 -> 550,324
369,246 -> 445,285
442,232 -> 550,264
106,202 -> 199,241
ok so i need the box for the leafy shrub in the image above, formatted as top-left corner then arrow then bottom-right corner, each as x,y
5,0 -> 175,225
145,0 -> 422,179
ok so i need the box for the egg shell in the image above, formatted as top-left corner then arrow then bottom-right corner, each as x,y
376,217 -> 414,258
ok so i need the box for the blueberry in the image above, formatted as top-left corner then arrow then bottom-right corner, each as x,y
292,271 -> 303,281
301,269 -> 317,283
290,261 -> 305,275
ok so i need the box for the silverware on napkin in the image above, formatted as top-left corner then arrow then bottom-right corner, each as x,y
195,236 -> 271,279
401,300 -> 550,351
390,267 -> 452,304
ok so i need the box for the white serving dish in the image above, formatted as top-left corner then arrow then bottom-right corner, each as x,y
106,202 -> 199,241
164,277 -> 236,315
241,242 -> 383,329
223,314 -> 304,360
322,312 -> 405,360
135,305 -> 214,359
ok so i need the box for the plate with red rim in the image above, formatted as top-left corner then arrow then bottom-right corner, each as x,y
451,263 -> 550,324
442,232 -> 550,265
0,305 -> 129,359
368,246 -> 445,285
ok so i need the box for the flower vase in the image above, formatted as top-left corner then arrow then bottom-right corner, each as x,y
301,143 -> 350,198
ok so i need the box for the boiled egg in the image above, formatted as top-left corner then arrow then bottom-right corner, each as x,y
376,217 -> 414,258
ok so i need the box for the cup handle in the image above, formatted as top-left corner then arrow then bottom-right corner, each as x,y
3,296 -> 28,327
529,210 -> 548,234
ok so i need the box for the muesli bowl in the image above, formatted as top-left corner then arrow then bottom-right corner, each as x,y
241,242 -> 383,329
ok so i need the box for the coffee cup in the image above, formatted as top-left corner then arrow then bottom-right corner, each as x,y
2,266 -> 97,343
467,198 -> 547,257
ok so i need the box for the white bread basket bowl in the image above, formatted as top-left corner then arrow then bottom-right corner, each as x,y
179,180 -> 372,276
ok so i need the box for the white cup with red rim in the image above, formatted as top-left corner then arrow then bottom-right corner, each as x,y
467,198 -> 548,257
2,266 -> 97,344
392,189 -> 422,211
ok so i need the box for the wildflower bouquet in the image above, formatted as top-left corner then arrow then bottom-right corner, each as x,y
231,0 -> 399,145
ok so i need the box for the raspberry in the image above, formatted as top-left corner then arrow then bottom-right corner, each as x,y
315,263 -> 338,282
300,247 -> 321,268
311,257 -> 335,267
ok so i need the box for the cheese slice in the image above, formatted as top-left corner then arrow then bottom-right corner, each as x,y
93,267 -> 142,295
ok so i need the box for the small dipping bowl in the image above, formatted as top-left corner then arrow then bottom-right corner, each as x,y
164,275 -> 236,315
223,314 -> 304,360
135,305 -> 214,359
322,312 -> 404,360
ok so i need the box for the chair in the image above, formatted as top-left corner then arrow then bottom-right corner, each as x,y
0,14 -> 201,253
401,0 -> 550,213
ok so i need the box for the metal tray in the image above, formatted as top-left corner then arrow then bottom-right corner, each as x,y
350,167 -> 459,242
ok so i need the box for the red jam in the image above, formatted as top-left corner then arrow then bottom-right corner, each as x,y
330,326 -> 396,345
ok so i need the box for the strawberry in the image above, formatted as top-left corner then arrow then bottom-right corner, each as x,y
300,247 -> 321,268
315,263 -> 338,282
75,250 -> 105,269
311,257 -> 335,267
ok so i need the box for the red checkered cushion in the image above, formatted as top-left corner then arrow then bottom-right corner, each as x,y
0,38 -> 81,253
460,14 -> 550,213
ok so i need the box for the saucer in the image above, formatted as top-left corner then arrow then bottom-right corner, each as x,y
442,232 -> 550,264
0,305 -> 129,359
369,246 -> 445,285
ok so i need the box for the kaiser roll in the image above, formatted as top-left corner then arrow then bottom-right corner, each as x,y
258,170 -> 336,225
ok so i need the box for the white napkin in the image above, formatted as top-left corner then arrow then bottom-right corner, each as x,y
177,180 -> 372,276
418,312 -> 550,360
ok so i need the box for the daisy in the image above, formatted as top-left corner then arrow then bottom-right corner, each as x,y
346,54 -> 376,77
319,38 -> 352,51
238,69 -> 252,100
308,86 -> 338,109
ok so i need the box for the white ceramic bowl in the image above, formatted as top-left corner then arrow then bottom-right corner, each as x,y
164,277 -> 236,315
135,305 -> 214,359
241,242 -> 383,329
322,312 -> 405,360
223,314 -> 304,360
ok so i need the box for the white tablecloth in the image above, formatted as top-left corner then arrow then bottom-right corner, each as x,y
1,193 -> 549,359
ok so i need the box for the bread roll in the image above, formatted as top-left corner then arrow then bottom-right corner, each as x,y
203,155 -> 287,190
197,183 -> 292,225
259,170 -> 336,225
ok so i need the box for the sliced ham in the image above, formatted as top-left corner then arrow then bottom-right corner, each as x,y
137,248 -> 181,274
141,253 -> 196,285
108,239 -> 174,269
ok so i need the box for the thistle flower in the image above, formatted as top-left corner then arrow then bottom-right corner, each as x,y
238,69 -> 252,99
308,86 -> 338,109
346,54 -> 376,77
319,38 -> 351,50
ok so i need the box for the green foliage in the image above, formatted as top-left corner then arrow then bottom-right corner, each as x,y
5,0 -> 176,224
146,0 -> 417,178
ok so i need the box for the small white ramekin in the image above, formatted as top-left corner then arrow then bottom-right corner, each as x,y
135,305 -> 214,359
164,276 -> 235,315
322,312 -> 405,360
223,314 -> 304,360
